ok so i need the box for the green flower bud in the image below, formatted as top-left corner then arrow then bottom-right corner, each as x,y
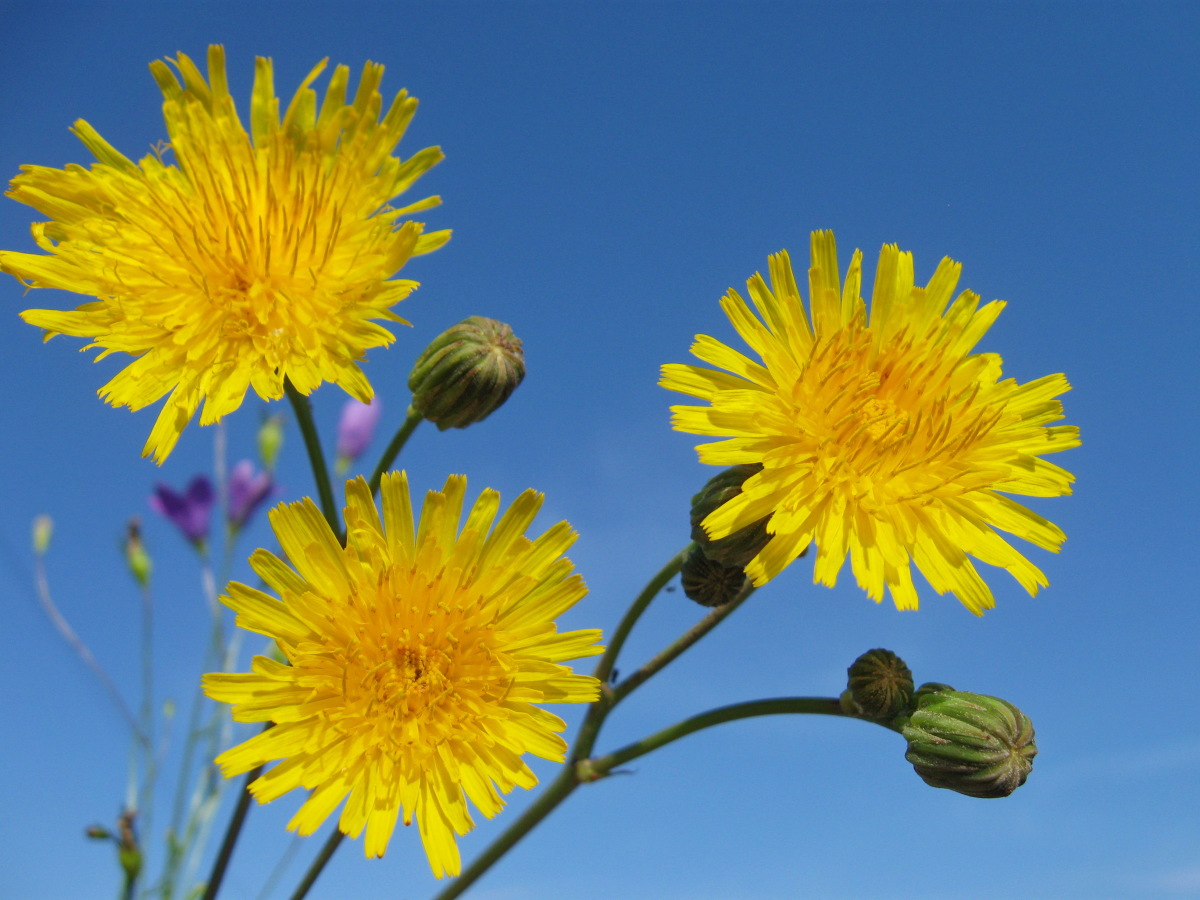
680,543 -> 747,607
846,648 -> 914,719
902,690 -> 1037,798
257,414 -> 285,471
408,316 -> 525,430
32,514 -> 53,556
123,519 -> 152,589
689,465 -> 771,568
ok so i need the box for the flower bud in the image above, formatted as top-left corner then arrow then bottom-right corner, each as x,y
689,465 -> 771,568
680,543 -> 747,607
124,519 -> 152,588
257,414 -> 285,471
32,514 -> 53,556
408,316 -> 525,430
846,648 -> 914,719
901,690 -> 1037,798
335,397 -> 382,474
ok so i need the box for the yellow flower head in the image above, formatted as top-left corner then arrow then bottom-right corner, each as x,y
203,473 -> 602,878
661,231 -> 1079,615
2,46 -> 448,463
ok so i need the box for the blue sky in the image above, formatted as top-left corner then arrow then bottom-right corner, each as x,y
1,2 -> 1197,899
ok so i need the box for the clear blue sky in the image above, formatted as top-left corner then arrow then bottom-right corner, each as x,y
2,3 -> 1197,899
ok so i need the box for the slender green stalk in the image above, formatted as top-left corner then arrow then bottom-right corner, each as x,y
286,830 -> 346,900
430,765 -> 580,900
611,579 -> 755,704
591,543 -> 692,686
284,379 -> 340,534
199,764 -> 263,900
579,697 -> 882,779
367,404 -> 424,496
429,545 -> 695,900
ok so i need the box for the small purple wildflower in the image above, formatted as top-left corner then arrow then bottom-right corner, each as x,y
336,397 -> 383,472
228,460 -> 274,532
149,475 -> 214,546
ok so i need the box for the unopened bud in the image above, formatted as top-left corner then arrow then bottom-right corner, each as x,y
257,414 -> 285,471
901,689 -> 1037,798
408,316 -> 525,430
689,465 -> 772,568
680,543 -> 747,607
846,648 -> 914,720
124,519 -> 152,588
32,515 -> 53,556
85,825 -> 112,840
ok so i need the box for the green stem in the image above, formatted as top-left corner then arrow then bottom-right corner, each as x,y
199,764 -> 263,900
367,404 -> 424,496
611,578 -> 754,705
284,380 -> 340,534
579,696 -> 888,779
590,543 -> 692,686
429,545 -> 693,900
430,764 -> 580,900
286,829 -> 345,900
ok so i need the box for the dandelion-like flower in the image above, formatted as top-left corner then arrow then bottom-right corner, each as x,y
203,473 -> 603,877
661,231 -> 1079,615
2,46 -> 448,463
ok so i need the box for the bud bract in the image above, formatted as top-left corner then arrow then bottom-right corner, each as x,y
901,689 -> 1037,798
680,543 -> 747,607
408,316 -> 525,430
846,648 -> 914,720
689,465 -> 772,568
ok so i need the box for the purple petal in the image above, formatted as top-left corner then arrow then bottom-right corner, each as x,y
149,475 -> 214,544
228,460 -> 273,531
336,397 -> 383,461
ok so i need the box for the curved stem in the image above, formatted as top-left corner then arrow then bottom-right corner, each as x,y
579,696 -> 890,780
286,829 -> 345,900
591,543 -> 692,686
610,578 -> 754,705
429,545 -> 694,900
430,764 -> 579,900
199,764 -> 263,900
284,380 -> 340,534
367,404 -> 424,496
32,552 -> 145,745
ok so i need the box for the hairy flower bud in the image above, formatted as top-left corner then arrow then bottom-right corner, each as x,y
408,317 -> 525,430
846,648 -> 914,719
689,465 -> 772,568
680,543 -> 747,607
901,689 -> 1037,798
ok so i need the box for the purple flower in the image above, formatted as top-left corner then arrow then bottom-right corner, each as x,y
228,460 -> 274,532
149,476 -> 214,546
336,397 -> 382,471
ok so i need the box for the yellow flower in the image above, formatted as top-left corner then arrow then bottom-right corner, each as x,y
661,231 -> 1079,615
203,473 -> 602,877
2,46 -> 448,463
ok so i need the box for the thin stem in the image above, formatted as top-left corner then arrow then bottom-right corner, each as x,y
430,765 -> 580,900
32,552 -> 145,745
580,697 -> 887,780
367,404 -> 424,496
591,543 -> 692,686
286,829 -> 345,900
284,379 -> 340,534
611,579 -> 754,705
429,545 -> 692,900
199,764 -> 263,900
